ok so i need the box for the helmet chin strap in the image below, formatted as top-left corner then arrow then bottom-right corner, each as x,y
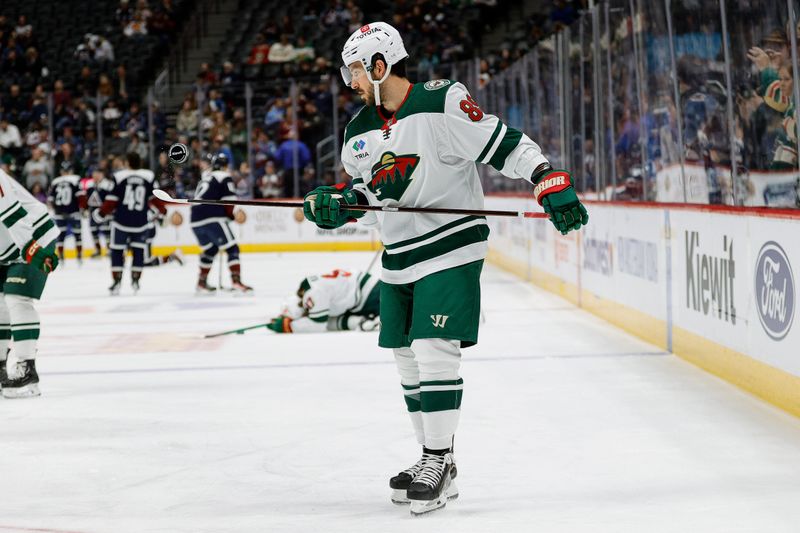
367,62 -> 392,107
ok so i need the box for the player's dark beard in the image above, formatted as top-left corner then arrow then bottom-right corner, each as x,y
359,88 -> 374,107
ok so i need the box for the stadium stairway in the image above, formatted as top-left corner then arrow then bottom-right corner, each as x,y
159,1 -> 242,112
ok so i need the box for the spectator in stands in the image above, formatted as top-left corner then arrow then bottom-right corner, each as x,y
95,36 -> 116,64
218,61 -> 241,103
98,74 -> 115,103
76,66 -> 97,97
229,109 -> 247,163
127,132 -> 148,162
257,160 -> 282,198
294,37 -> 315,62
15,15 -> 33,42
102,100 -> 123,130
24,47 -> 44,80
117,0 -> 135,27
198,62 -> 218,85
234,162 -> 253,199
0,115 -> 22,158
30,182 -> 47,204
121,101 -> 146,136
2,84 -> 26,124
268,35 -> 295,63
264,98 -> 286,130
176,99 -> 199,135
274,129 -> 311,196
207,89 -> 225,115
75,35 -> 96,64
124,11 -> 148,39
209,111 -> 230,142
22,146 -> 50,190
248,34 -> 270,65
54,142 -> 81,177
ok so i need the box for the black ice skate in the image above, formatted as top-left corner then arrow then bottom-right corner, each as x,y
0,359 -> 7,393
109,279 -> 122,296
168,249 -> 184,266
406,451 -> 458,515
230,276 -> 253,294
131,279 -> 140,294
390,450 -> 458,506
196,279 -> 217,295
2,359 -> 40,398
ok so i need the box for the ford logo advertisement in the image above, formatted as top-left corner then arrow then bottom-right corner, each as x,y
754,241 -> 795,341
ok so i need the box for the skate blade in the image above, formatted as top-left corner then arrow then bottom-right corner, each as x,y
2,383 -> 41,398
391,489 -> 410,505
410,497 -> 447,516
404,481 -> 458,511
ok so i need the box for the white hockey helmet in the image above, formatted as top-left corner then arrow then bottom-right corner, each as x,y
340,22 -> 408,106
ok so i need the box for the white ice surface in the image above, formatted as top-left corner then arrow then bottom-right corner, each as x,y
2,252 -> 800,533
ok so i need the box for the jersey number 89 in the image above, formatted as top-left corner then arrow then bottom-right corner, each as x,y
459,95 -> 484,122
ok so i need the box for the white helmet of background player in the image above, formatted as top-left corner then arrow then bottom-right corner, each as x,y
340,22 -> 408,106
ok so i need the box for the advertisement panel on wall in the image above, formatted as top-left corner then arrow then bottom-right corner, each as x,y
484,194 -> 800,414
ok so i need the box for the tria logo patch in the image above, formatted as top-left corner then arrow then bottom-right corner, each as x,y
431,315 -> 449,328
369,152 -> 420,201
352,139 -> 366,151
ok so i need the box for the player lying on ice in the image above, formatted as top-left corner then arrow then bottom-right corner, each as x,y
302,22 -> 588,515
266,268 -> 380,333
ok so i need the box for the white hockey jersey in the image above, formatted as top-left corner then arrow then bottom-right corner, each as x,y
291,269 -> 379,333
341,79 -> 549,284
0,169 -> 59,265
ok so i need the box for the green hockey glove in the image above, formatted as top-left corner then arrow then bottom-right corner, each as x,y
303,184 -> 365,229
23,240 -> 59,274
532,166 -> 589,235
266,316 -> 293,333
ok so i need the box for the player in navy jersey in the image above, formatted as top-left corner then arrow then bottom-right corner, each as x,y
95,153 -> 166,295
190,153 -> 252,294
47,162 -> 87,264
86,169 -> 114,258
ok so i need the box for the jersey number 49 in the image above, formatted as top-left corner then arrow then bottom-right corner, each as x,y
123,184 -> 146,211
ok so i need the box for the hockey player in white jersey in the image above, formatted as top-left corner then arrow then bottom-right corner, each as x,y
266,269 -> 380,333
303,22 -> 588,515
0,168 -> 60,398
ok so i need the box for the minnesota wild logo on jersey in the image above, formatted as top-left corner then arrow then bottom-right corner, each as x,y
369,152 -> 420,200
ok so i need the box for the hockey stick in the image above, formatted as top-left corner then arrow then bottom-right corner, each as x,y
202,323 -> 269,338
153,189 -> 548,219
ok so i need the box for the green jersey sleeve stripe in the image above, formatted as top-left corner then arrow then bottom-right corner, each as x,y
2,206 -> 28,228
0,201 -> 20,219
308,315 -> 328,323
32,219 -> 55,241
32,212 -> 50,226
476,120 -> 503,163
0,242 -> 17,261
488,128 -> 523,171
3,249 -> 21,262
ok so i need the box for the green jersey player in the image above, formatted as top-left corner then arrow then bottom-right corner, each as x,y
303,22 -> 588,515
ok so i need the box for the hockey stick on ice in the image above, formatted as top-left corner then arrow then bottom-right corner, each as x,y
153,190 -> 549,219
202,323 -> 269,339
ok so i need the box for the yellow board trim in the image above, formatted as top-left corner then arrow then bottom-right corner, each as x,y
672,326 -> 800,418
487,249 -> 800,419
60,241 -> 380,258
